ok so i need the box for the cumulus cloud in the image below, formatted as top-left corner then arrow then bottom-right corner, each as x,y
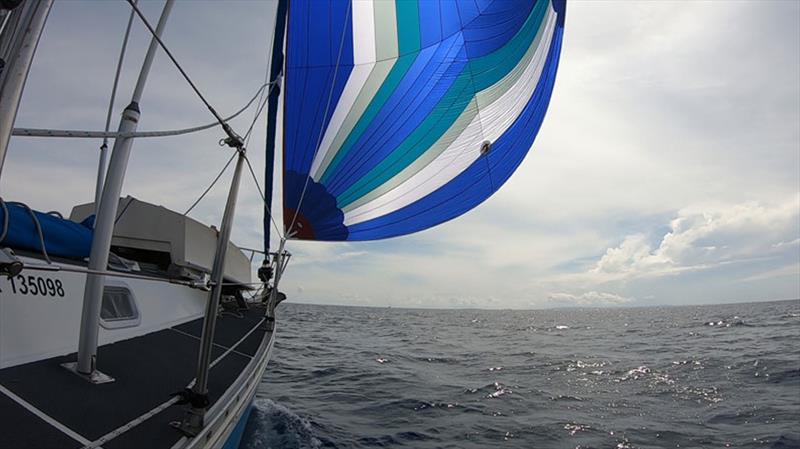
591,196 -> 800,280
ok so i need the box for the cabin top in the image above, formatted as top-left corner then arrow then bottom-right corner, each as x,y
70,196 -> 251,285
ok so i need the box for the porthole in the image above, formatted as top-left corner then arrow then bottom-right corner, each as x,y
99,283 -> 140,329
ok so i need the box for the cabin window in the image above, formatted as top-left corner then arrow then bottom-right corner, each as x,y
100,285 -> 140,328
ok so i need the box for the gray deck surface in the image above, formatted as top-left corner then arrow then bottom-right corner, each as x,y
0,307 -> 270,449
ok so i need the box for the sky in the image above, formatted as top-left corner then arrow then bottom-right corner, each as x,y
1,1 -> 798,309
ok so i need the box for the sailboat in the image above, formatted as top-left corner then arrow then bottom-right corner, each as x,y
0,0 -> 565,448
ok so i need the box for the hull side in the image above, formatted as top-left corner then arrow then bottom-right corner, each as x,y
178,321 -> 275,449
221,403 -> 254,449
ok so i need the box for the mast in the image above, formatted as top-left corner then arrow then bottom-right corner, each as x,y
69,0 -> 175,382
0,0 -> 53,180
263,0 -> 288,254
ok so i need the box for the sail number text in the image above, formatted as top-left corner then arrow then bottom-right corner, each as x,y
8,275 -> 65,297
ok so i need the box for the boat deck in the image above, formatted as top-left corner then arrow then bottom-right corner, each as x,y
0,306 -> 271,449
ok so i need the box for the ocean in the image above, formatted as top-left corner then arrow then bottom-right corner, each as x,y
241,300 -> 800,449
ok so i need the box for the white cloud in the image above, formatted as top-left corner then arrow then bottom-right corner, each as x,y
591,196 -> 800,280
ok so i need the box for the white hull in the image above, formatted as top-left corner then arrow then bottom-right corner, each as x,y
0,254 -> 276,449
0,256 -> 208,369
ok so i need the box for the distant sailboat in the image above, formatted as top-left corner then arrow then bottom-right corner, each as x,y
0,1 -> 565,448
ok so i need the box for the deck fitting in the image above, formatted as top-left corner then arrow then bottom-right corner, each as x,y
60,362 -> 115,384
171,407 -> 204,437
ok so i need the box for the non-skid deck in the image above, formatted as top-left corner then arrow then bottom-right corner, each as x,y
0,307 -> 270,449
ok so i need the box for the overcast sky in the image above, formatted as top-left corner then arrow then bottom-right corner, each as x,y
1,1 -> 798,309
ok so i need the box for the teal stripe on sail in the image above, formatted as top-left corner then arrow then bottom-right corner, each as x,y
311,2 -> 400,180
396,0 -> 420,55
319,1 -> 421,184
341,5 -> 553,214
336,1 -> 548,208
468,0 -> 549,90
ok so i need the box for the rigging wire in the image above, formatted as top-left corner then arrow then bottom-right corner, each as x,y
287,0 -> 352,237
21,261 -> 266,287
242,154 -> 282,238
11,82 -> 271,140
182,79 -> 281,230
183,150 -> 237,216
124,0 -> 285,247
242,0 -> 278,148
124,0 -> 243,145
120,1 -> 288,265
243,84 -> 270,146
101,1 -> 136,150
181,73 -> 277,218
93,1 -> 137,207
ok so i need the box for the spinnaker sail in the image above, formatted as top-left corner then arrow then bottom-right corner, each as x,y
281,0 -> 566,241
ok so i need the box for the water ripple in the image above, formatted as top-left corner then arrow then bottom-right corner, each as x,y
246,299 -> 800,449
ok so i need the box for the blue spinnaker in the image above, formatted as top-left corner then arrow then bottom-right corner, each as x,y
281,0 -> 566,241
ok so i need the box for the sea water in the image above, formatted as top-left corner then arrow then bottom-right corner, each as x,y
241,300 -> 800,449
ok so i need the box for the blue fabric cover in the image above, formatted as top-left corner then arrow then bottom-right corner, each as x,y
0,202 -> 93,260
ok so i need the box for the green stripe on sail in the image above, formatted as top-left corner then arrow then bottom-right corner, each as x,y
341,97 -> 480,213
468,0 -> 549,91
312,2 -> 399,180
336,1 -> 549,208
341,5 -> 553,213
319,1 -> 421,184
395,0 -> 420,56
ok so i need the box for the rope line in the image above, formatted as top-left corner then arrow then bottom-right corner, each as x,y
0,200 -> 51,264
